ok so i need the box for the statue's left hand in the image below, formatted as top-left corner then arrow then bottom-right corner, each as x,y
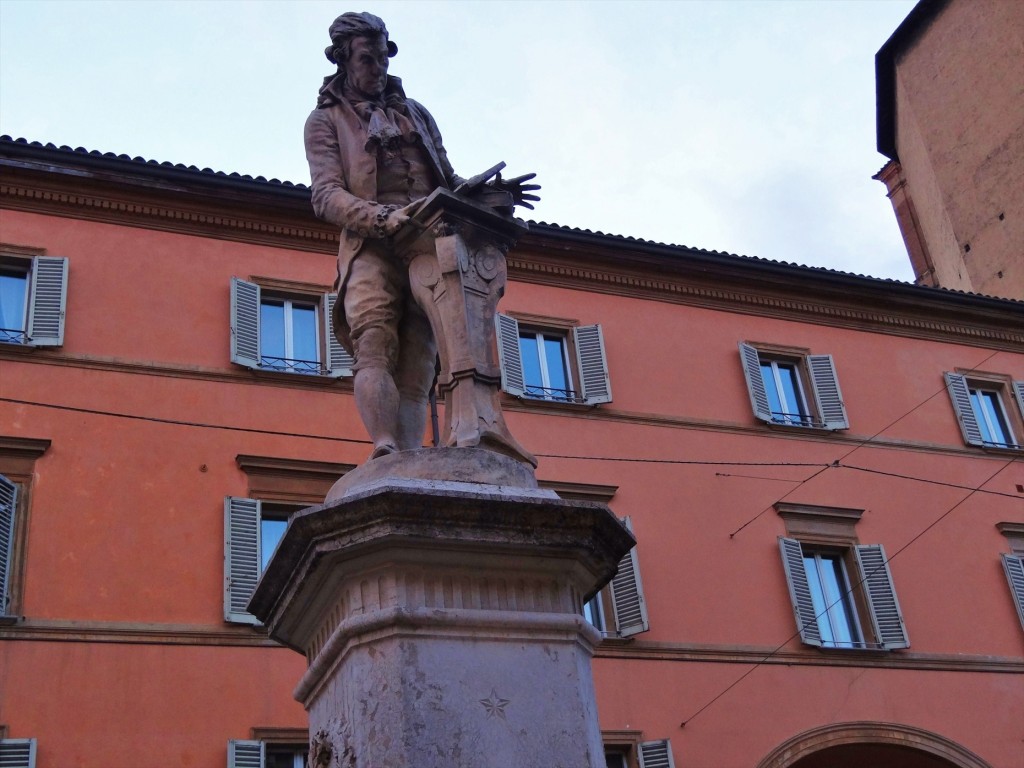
489,172 -> 541,210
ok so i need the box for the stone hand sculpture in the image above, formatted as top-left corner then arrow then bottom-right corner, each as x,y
304,12 -> 539,463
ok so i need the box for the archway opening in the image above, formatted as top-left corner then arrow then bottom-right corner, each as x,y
792,743 -> 964,768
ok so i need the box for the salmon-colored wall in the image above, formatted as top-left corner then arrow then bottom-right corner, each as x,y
1,204 -> 1022,767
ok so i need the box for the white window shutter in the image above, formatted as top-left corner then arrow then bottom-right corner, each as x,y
638,739 -> 675,768
0,474 -> 17,616
324,292 -> 354,377
944,372 -> 984,446
227,739 -> 264,768
854,543 -> 909,649
573,324 -> 612,404
807,354 -> 849,429
495,313 -> 525,397
224,497 -> 261,625
738,343 -> 773,423
1001,554 -> 1024,631
0,739 -> 37,768
778,537 -> 823,647
26,256 -> 68,346
230,278 -> 261,370
609,517 -> 649,637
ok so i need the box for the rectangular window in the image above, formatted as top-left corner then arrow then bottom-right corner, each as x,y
496,313 -> 612,405
0,267 -> 29,343
739,342 -> 849,430
779,537 -> 909,650
519,329 -> 574,401
230,277 -> 353,377
0,255 -> 68,347
801,550 -> 864,648
582,517 -> 649,638
228,738 -> 307,768
945,372 -> 1024,449
225,497 -> 299,625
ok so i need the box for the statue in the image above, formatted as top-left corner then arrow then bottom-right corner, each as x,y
305,12 -> 539,462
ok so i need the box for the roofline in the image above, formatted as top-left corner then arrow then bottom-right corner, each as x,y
875,0 -> 950,160
2,134 -> 1020,315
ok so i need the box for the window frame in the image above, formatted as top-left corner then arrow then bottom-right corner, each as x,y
0,437 -> 50,623
945,371 -> 1024,450
0,738 -> 37,768
997,522 -> 1024,633
258,295 -> 323,375
582,516 -> 649,639
739,341 -> 849,430
230,277 -> 353,378
496,312 -> 612,406
776,503 -> 909,651
0,251 -> 68,348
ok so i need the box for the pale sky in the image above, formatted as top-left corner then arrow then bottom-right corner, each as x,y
0,0 -> 918,281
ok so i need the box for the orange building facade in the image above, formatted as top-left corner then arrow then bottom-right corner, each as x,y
1,134 -> 1022,768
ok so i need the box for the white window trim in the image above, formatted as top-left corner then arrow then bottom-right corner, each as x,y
945,372 -> 1024,450
0,738 -> 38,768
0,256 -> 68,347
739,342 -> 849,430
779,537 -> 909,650
496,313 -> 612,405
230,277 -> 353,377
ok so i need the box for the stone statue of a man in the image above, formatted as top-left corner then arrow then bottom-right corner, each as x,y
305,12 -> 536,460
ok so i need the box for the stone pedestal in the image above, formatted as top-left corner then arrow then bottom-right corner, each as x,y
249,449 -> 634,768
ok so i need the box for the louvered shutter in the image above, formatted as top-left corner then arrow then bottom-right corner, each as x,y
854,543 -> 909,649
1013,382 -> 1024,423
324,293 -> 354,377
807,354 -> 849,429
738,343 -> 773,423
227,739 -> 264,768
224,497 -> 261,625
0,475 -> 17,616
778,537 -> 823,647
944,372 -> 984,446
26,256 -> 68,346
0,739 -> 37,768
1001,554 -> 1024,631
609,517 -> 649,637
638,739 -> 675,768
573,324 -> 612,404
230,278 -> 261,370
495,313 -> 525,397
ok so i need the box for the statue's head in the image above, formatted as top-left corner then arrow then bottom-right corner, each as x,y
324,12 -> 397,66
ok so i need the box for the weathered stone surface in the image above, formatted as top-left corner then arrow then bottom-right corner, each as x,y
249,477 -> 634,767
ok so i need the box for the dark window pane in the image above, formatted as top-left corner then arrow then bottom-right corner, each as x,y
519,333 -> 543,392
291,304 -> 319,364
260,300 -> 286,362
761,362 -> 785,417
0,269 -> 28,337
260,517 -> 288,572
972,389 -> 1013,446
542,335 -> 570,397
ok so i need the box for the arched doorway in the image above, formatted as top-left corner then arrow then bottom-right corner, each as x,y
756,722 -> 992,768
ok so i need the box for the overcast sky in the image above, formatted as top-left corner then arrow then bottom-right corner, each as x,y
0,0 -> 918,281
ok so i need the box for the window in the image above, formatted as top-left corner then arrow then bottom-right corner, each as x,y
945,372 -> 1024,449
997,523 -> 1024,633
601,732 -> 674,768
225,457 -> 353,625
224,497 -> 299,624
496,313 -> 612,405
739,342 -> 848,430
230,277 -> 353,377
0,437 -> 49,622
584,517 -> 650,638
777,504 -> 909,650
0,739 -> 37,768
228,740 -> 307,768
0,255 -> 68,346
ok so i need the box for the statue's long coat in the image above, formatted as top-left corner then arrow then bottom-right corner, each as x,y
303,74 -> 462,295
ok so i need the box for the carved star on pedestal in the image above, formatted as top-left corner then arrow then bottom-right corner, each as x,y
479,689 -> 511,719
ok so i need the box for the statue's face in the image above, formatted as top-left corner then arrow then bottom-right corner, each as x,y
345,36 -> 390,99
